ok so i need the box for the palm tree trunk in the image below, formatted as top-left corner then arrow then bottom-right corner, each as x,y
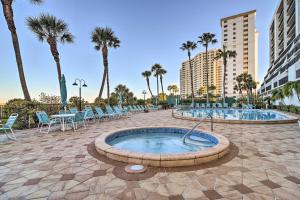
160,75 -> 164,101
188,51 -> 194,105
99,46 -> 108,99
1,0 -> 31,101
156,76 -> 159,105
223,57 -> 227,107
146,78 -> 153,97
106,66 -> 110,104
205,45 -> 209,104
47,37 -> 62,85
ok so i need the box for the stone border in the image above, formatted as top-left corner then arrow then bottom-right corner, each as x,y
172,109 -> 299,124
95,127 -> 230,167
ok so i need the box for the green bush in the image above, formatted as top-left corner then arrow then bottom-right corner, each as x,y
4,99 -> 39,129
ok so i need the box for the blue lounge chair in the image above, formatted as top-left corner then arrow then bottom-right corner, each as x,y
69,107 -> 78,114
0,113 -> 18,140
113,106 -> 127,117
206,103 -> 211,108
105,105 -> 120,118
212,103 -> 217,109
95,107 -> 110,120
84,109 -> 96,123
36,111 -> 60,133
200,104 -> 206,109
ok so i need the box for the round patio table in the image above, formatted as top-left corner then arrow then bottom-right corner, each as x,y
51,113 -> 75,132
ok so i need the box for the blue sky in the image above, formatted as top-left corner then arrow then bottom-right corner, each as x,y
0,0 -> 278,103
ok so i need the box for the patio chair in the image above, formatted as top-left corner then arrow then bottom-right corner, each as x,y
206,103 -> 211,108
212,103 -> 217,109
133,105 -> 141,112
0,113 -> 18,140
105,105 -> 120,118
72,111 -> 86,130
59,110 -> 70,114
36,111 -> 60,133
69,107 -> 78,114
95,107 -> 111,120
84,109 -> 96,123
128,105 -> 136,113
195,103 -> 200,109
113,106 -> 127,117
223,103 -> 229,109
200,103 -> 206,109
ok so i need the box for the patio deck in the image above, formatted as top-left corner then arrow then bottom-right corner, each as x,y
0,110 -> 300,200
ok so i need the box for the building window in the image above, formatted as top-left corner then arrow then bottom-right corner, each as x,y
296,69 -> 300,79
224,39 -> 228,41
224,29 -> 227,32
233,27 -> 236,30
224,34 -> 228,36
233,23 -> 236,25
279,76 -> 288,86
233,37 -> 236,39
224,25 -> 228,28
233,32 -> 236,35
273,82 -> 278,88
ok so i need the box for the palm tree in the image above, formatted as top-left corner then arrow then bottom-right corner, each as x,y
91,27 -> 120,103
180,41 -> 197,105
173,85 -> 179,95
27,13 -> 74,86
142,71 -> 153,97
157,68 -> 167,100
151,63 -> 162,104
198,33 -> 217,104
167,85 -> 173,95
1,0 -> 43,101
271,88 -> 285,105
283,81 -> 300,102
215,45 -> 236,106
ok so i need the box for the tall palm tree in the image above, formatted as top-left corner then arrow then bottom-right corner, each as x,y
91,27 -> 120,103
198,33 -> 217,104
215,45 -> 236,106
283,81 -> 300,102
180,41 -> 197,105
157,68 -> 167,100
271,88 -> 285,105
1,0 -> 43,101
151,63 -> 162,104
142,70 -> 153,97
27,13 -> 74,86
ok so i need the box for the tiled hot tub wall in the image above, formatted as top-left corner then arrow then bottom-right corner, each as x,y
95,127 -> 230,167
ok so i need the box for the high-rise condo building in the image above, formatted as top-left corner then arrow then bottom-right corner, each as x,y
259,0 -> 300,106
221,10 -> 259,97
180,49 -> 223,98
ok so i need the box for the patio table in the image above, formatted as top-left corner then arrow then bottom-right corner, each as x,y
51,113 -> 75,132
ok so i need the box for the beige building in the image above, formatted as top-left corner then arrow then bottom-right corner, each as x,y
221,10 -> 259,97
180,49 -> 223,98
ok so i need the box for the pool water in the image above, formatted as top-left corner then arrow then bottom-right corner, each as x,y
176,109 -> 288,121
107,130 -> 218,154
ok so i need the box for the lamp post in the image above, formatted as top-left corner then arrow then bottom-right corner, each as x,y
72,79 -> 87,111
142,90 -> 147,104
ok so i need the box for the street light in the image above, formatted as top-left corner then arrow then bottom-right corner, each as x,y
142,90 -> 147,104
72,78 -> 87,111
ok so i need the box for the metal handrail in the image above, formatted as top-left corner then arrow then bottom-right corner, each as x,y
182,110 -> 213,143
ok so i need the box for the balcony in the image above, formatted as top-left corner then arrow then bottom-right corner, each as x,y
287,0 -> 295,16
287,24 -> 295,37
287,12 -> 295,26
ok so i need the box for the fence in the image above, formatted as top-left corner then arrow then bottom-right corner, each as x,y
0,105 -> 6,119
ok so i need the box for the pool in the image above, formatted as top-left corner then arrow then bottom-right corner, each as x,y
95,127 -> 230,167
173,108 -> 298,124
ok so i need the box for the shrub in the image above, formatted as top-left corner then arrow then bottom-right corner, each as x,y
4,99 -> 39,129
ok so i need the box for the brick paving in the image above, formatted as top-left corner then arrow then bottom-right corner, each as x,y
0,110 -> 299,199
